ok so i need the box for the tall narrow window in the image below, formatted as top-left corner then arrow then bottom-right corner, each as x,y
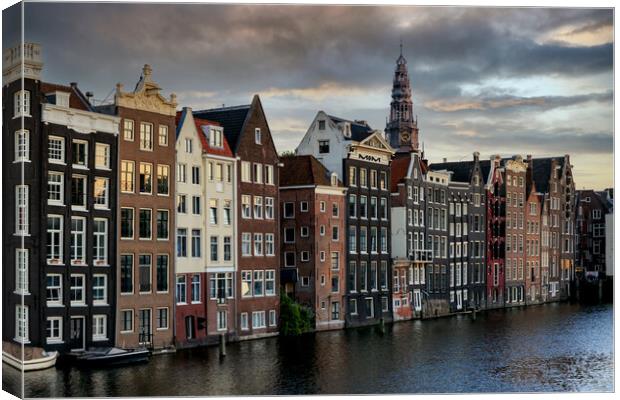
120,255 -> 134,294
192,229 -> 202,258
123,119 -> 134,141
176,276 -> 187,304
16,185 -> 29,235
46,274 -> 62,305
48,172 -> 64,205
139,209 -> 152,239
94,177 -> 109,208
48,136 -> 65,163
121,208 -> 134,239
156,255 -> 169,292
177,229 -> 187,257
93,218 -> 108,265
15,305 -> 29,342
121,160 -> 135,192
47,215 -> 63,262
191,275 -> 201,302
210,235 -> 218,260
139,254 -> 152,293
15,130 -> 29,161
157,165 -> 170,195
95,143 -> 110,169
70,217 -> 86,265
14,90 -> 30,117
71,175 -> 87,208
15,249 -> 29,294
70,274 -> 85,305
157,210 -> 169,240
224,236 -> 232,261
72,140 -> 88,167
158,125 -> 168,146
140,122 -> 153,150
139,163 -> 153,194
92,274 -> 107,305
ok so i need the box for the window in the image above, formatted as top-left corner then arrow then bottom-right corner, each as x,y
177,194 -> 187,214
92,315 -> 107,341
192,196 -> 201,215
380,198 -> 388,220
157,308 -> 169,330
318,120 -> 326,130
365,297 -> 374,318
140,122 -> 153,150
300,251 -> 309,262
209,128 -> 223,148
15,305 -> 28,342
241,161 -> 251,182
300,226 -> 309,237
191,166 -> 200,185
284,252 -> 295,267
222,200 -> 232,225
177,163 -> 187,183
242,195 -> 251,218
331,252 -> 340,271
265,234 -> 275,256
265,270 -> 276,296
48,136 -> 65,163
157,165 -> 170,195
241,271 -> 252,297
156,255 -> 169,292
121,160 -> 135,192
157,210 -> 169,240
120,310 -> 134,332
349,194 -> 357,218
284,202 -> 294,218
120,255 -> 134,294
192,230 -> 202,258
254,196 -> 263,219
46,317 -> 62,344
242,233 -> 252,256
360,168 -> 367,187
265,165 -> 274,185
208,235 -> 218,260
94,177 -> 109,208
15,249 -> 29,294
70,274 -> 85,305
332,226 -> 339,241
139,255 -> 152,293
15,130 -> 29,161
139,209 -> 152,239
370,170 -> 377,188
360,196 -> 367,218
176,276 -> 187,303
269,310 -> 277,327
46,274 -> 62,305
71,175 -> 87,208
177,229 -> 188,257
253,233 -> 263,256
370,197 -> 377,219
253,271 -> 264,296
47,172 -> 64,205
318,140 -> 330,153
123,119 -> 134,141
224,236 -> 232,261
255,128 -> 262,144
70,217 -> 86,265
158,125 -> 168,146
121,208 -> 134,239
253,163 -> 263,184
284,227 -> 295,243
349,166 -> 357,186
139,163 -> 153,194
265,197 -> 275,219
72,140 -> 88,167
320,201 -> 326,212
93,219 -> 108,265
349,226 -> 357,253
191,275 -> 201,303
92,274 -> 107,305
95,143 -> 110,169
252,311 -> 266,328
14,90 -> 30,117
350,299 -> 358,315
241,313 -> 249,330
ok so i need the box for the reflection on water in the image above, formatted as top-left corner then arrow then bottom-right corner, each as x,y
2,302 -> 613,397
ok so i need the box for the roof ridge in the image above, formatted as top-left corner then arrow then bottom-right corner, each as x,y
194,104 -> 251,113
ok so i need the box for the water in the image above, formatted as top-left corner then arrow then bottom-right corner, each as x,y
3,302 -> 613,397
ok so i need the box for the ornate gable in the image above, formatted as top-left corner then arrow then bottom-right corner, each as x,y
115,64 -> 177,116
359,131 -> 395,153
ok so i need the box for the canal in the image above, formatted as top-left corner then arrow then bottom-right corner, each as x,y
3,302 -> 613,396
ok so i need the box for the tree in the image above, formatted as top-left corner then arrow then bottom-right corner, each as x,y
279,292 -> 314,336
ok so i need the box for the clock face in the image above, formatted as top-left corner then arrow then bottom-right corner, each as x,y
401,133 -> 410,143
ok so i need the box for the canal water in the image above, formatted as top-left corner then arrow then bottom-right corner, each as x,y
3,302 -> 613,397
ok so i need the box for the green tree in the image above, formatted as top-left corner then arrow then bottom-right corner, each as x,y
279,292 -> 314,336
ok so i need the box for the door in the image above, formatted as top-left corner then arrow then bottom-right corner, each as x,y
139,309 -> 152,345
70,317 -> 85,351
456,290 -> 463,310
185,316 -> 195,339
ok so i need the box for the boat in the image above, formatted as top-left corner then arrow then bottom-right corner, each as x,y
2,349 -> 58,372
74,347 -> 151,367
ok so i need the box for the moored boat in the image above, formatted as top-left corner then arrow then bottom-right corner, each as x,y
2,349 -> 58,372
74,347 -> 150,367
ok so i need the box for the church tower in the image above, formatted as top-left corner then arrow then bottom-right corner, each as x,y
385,43 -> 419,153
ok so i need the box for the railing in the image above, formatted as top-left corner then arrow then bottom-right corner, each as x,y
138,332 -> 154,350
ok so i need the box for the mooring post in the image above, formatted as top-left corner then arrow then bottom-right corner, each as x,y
471,308 -> 477,321
219,333 -> 226,357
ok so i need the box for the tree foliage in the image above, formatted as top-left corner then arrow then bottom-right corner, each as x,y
279,292 -> 313,336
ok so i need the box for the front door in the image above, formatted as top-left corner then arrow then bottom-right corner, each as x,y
70,317 -> 85,351
139,309 -> 152,345
456,290 -> 463,310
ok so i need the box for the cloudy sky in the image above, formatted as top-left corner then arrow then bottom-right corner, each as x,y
4,3 -> 614,189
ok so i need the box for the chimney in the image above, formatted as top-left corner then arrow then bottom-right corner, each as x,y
473,151 -> 480,162
443,158 -> 447,163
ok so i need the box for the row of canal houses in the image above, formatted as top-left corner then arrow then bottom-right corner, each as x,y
3,43 -> 577,356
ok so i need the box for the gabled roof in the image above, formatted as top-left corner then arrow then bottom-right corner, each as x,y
41,82 -> 92,111
327,115 -> 375,142
531,157 -> 565,194
280,155 -> 343,187
193,104 -> 251,153
390,153 -> 411,192
175,109 -> 232,158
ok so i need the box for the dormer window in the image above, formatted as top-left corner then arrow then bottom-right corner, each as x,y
209,128 -> 223,148
331,173 -> 338,187
255,128 -> 261,144
318,120 -> 326,130
55,91 -> 70,107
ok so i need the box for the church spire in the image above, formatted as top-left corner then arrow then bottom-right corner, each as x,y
385,43 -> 419,153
